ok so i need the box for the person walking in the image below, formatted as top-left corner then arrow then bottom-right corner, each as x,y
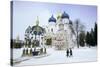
66,49 -> 69,57
44,47 -> 46,54
69,48 -> 73,57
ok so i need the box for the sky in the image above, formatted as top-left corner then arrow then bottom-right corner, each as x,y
12,1 -> 97,40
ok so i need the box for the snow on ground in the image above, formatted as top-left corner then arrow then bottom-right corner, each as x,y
13,48 -> 23,60
13,47 -> 97,67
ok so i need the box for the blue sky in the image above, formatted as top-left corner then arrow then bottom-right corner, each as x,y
12,1 -> 97,40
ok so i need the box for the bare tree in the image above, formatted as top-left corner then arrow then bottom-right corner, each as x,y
73,19 -> 85,48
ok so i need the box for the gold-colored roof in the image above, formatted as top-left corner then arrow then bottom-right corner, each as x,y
57,11 -> 62,19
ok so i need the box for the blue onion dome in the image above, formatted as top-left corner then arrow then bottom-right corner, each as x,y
61,11 -> 69,19
48,15 -> 56,22
69,20 -> 73,25
31,25 -> 45,35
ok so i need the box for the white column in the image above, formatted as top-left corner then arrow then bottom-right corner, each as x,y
39,35 -> 41,46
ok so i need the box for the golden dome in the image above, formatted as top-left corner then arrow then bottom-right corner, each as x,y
57,11 -> 62,19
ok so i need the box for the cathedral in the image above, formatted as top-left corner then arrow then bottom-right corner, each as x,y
44,11 -> 76,50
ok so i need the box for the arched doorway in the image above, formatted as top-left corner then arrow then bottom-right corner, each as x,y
46,38 -> 52,45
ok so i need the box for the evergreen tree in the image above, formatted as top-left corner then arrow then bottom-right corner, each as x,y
90,28 -> 95,46
85,32 -> 91,47
85,22 -> 97,47
79,31 -> 85,47
94,22 -> 97,45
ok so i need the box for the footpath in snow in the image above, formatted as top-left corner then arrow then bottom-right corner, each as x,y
13,47 -> 97,67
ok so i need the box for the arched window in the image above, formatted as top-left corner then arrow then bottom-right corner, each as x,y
51,28 -> 53,32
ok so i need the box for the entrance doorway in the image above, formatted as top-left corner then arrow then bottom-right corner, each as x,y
46,38 -> 52,45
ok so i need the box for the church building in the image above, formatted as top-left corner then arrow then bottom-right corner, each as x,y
44,11 -> 76,50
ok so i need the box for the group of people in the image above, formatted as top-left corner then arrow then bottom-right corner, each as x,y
66,48 -> 73,57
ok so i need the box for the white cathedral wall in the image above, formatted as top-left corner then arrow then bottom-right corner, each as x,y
55,24 -> 59,32
62,18 -> 69,24
56,19 -> 63,31
48,22 -> 56,33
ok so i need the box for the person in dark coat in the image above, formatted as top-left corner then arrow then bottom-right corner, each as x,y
69,48 -> 73,57
22,48 -> 25,56
44,47 -> 46,54
40,48 -> 43,54
66,49 -> 69,57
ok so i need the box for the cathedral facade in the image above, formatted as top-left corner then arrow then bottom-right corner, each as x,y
44,11 -> 76,50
